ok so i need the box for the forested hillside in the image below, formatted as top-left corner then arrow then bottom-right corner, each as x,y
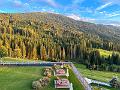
0,12 -> 120,72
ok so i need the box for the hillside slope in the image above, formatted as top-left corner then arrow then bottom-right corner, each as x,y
0,12 -> 120,61
10,12 -> 120,42
0,12 -> 120,42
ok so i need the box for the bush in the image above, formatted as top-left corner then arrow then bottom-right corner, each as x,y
32,77 -> 50,90
43,67 -> 52,77
32,81 -> 42,90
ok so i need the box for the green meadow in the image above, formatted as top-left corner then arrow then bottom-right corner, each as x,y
75,63 -> 120,82
0,66 -> 84,90
75,63 -> 120,90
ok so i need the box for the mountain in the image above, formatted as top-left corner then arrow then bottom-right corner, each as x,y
0,12 -> 120,72
0,12 -> 120,61
0,12 -> 120,42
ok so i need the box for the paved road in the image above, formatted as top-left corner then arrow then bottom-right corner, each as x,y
85,78 -> 111,87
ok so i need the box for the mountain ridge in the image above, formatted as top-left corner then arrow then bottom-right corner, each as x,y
0,12 -> 120,42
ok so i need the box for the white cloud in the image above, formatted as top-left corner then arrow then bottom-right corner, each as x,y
67,14 -> 81,20
24,3 -> 29,7
95,19 -> 120,26
67,14 -> 120,26
103,0 -> 120,5
66,14 -> 120,26
0,10 -> 5,13
42,8 -> 55,13
96,2 -> 112,11
109,24 -> 120,27
72,0 -> 84,5
31,0 -> 58,7
8,0 -> 29,8
98,11 -> 120,18
107,13 -> 120,18
45,0 -> 57,7
67,14 -> 95,22
13,0 -> 22,7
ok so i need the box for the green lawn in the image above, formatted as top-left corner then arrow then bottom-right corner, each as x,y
0,66 -> 84,90
0,66 -> 68,90
68,69 -> 84,90
0,66 -> 43,90
75,63 -> 120,82
75,63 -> 120,90
0,66 -> 67,90
92,84 -> 119,90
0,57 -> 42,62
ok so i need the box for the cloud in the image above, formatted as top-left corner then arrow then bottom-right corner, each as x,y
72,0 -> 84,5
67,14 -> 95,22
103,0 -> 120,5
8,0 -> 29,8
0,10 -> 5,13
67,14 -> 81,20
95,19 -> 120,26
107,13 -> 120,18
44,0 -> 58,7
13,0 -> 22,7
24,3 -> 30,7
41,8 -> 55,13
31,0 -> 58,7
98,10 -> 120,18
70,0 -> 85,9
67,14 -> 120,26
96,2 -> 112,11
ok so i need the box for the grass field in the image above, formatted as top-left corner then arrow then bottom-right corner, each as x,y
91,84 -> 119,90
75,63 -> 120,90
68,69 -> 84,90
0,57 -> 42,62
75,63 -> 120,82
0,66 -> 44,90
0,66 -> 84,90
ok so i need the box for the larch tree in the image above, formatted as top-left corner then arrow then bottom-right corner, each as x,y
40,45 -> 47,60
21,43 -> 26,59
14,46 -> 22,58
61,47 -> 66,60
32,45 -> 37,60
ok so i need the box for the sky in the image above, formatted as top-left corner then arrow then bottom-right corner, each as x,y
0,0 -> 120,26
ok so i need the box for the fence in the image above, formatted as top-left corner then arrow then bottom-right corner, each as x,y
0,61 -> 72,66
